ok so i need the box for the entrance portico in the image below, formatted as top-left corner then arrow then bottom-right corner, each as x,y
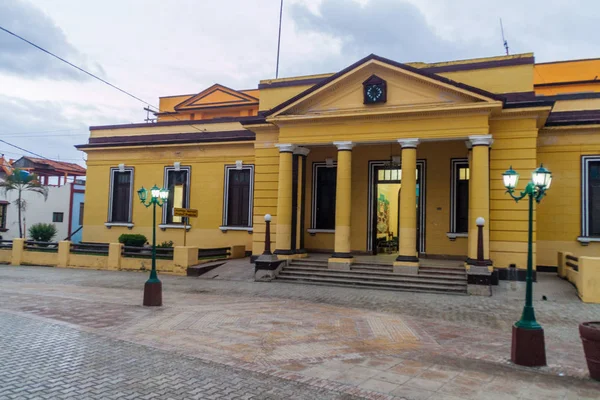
272,136 -> 493,274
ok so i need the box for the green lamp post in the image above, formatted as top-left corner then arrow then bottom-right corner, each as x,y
137,185 -> 169,306
502,164 -> 552,367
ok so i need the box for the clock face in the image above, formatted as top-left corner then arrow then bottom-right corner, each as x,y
366,84 -> 384,103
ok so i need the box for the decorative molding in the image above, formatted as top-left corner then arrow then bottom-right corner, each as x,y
446,232 -> 468,241
333,141 -> 355,151
159,224 -> 191,231
275,143 -> 295,153
219,226 -> 253,232
577,237 -> 600,245
104,222 -> 134,229
293,147 -> 310,156
468,134 -> 493,147
307,229 -> 335,234
397,138 -> 420,149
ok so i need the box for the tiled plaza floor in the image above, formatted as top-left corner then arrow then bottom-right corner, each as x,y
1,265 -> 599,399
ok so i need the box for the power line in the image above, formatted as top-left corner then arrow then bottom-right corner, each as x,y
0,25 -> 208,133
0,138 -> 52,160
0,26 -> 154,109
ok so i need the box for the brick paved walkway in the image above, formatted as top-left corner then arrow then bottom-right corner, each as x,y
1,265 -> 600,399
0,312 -> 359,400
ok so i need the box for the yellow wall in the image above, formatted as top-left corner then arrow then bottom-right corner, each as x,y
0,249 -> 11,263
537,127 -> 600,266
535,59 -> 600,85
83,143 -> 255,251
489,117 -> 539,269
259,84 -> 317,111
438,65 -> 534,94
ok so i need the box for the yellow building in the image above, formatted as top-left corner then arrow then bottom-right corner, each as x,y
77,53 -> 600,288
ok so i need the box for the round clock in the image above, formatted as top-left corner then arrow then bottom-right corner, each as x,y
366,84 -> 383,102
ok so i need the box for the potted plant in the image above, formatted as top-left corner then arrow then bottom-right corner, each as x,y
580,322 -> 600,380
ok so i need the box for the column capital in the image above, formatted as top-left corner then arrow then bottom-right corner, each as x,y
398,138 -> 420,149
468,135 -> 493,147
275,143 -> 295,153
293,147 -> 310,156
333,141 -> 355,151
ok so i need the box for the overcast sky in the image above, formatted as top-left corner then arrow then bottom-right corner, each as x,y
1,0 -> 599,166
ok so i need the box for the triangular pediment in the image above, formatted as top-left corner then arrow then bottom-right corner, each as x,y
269,55 -> 502,118
175,84 -> 258,110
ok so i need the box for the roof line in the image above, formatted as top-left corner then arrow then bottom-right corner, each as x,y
264,53 -> 504,117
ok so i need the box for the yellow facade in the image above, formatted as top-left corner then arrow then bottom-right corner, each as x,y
78,52 -> 600,279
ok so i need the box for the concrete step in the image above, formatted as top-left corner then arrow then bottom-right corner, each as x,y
279,270 -> 467,287
282,266 -> 466,282
290,259 -> 328,266
275,275 -> 467,294
351,265 -> 393,273
418,267 -> 466,276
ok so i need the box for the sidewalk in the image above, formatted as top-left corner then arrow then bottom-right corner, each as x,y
1,265 -> 599,399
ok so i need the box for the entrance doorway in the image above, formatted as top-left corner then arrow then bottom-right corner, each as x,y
368,161 -> 426,255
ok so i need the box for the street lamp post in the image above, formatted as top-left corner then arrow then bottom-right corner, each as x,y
502,164 -> 552,367
137,185 -> 169,307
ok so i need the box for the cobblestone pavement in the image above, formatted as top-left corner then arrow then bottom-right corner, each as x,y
1,266 -> 600,399
0,312 -> 359,400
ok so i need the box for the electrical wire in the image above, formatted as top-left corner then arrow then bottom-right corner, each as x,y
0,25 -> 208,133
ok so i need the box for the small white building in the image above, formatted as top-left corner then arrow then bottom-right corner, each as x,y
0,157 -> 86,242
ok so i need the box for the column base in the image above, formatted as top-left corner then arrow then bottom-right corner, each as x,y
511,325 -> 547,367
466,257 -> 493,267
467,265 -> 492,296
393,256 -> 419,274
295,249 -> 308,258
143,280 -> 162,307
274,249 -> 297,260
328,255 -> 353,270
254,254 -> 286,282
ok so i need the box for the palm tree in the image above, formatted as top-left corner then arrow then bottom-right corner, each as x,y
0,169 -> 48,238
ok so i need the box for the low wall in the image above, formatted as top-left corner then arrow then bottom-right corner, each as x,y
0,248 -> 11,264
22,249 -> 58,266
558,251 -> 600,303
69,253 -> 108,270
6,239 -> 239,276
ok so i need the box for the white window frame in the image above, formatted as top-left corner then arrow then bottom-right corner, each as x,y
221,164 -> 254,230
581,155 -> 600,239
450,158 -> 469,234
162,166 -> 191,225
107,167 -> 134,224
311,162 -> 337,231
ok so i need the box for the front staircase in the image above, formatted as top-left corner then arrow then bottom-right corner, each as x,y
274,258 -> 467,294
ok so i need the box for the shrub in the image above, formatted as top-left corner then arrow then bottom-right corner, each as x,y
157,240 -> 174,248
118,234 -> 147,247
28,223 -> 57,243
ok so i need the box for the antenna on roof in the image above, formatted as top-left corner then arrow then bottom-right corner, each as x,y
143,106 -> 157,123
275,0 -> 284,79
500,18 -> 509,55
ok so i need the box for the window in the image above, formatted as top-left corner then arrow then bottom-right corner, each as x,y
582,156 -> 600,237
163,166 -> 190,224
52,212 -> 64,223
78,203 -> 84,226
311,163 -> 337,230
108,167 -> 134,223
450,159 -> 469,233
223,165 -> 254,227
0,202 -> 7,231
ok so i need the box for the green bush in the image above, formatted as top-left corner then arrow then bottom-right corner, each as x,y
118,234 -> 147,247
157,240 -> 174,248
28,223 -> 57,243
